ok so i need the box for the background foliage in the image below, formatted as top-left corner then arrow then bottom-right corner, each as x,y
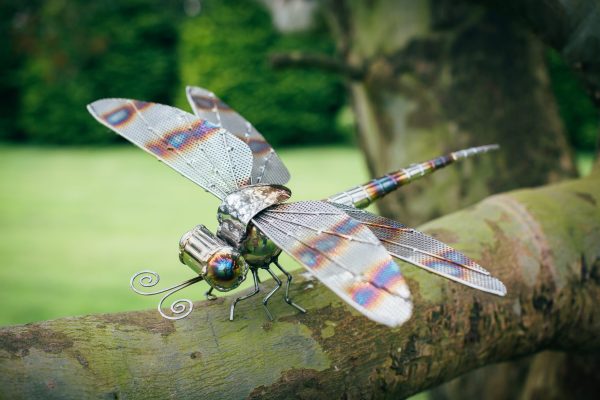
547,49 -> 599,151
2,0 -> 594,150
1,0 -> 347,147
4,0 -> 181,144
177,0 -> 347,146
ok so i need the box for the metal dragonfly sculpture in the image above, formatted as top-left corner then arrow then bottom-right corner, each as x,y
87,86 -> 506,328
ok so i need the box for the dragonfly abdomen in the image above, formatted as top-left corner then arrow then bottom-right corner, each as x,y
327,144 -> 499,209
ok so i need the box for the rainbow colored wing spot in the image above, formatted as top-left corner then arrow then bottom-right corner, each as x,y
333,204 -> 506,296
100,101 -> 151,127
145,120 -> 220,158
88,98 -> 253,200
103,105 -> 133,127
298,247 -> 322,269
348,282 -> 382,308
365,260 -> 406,293
186,86 -> 290,186
253,201 -> 412,327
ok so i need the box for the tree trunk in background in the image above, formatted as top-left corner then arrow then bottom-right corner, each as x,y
320,2 -> 579,397
267,1 -> 590,398
323,0 -> 574,226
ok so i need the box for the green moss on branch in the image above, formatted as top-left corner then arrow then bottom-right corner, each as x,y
1,175 -> 599,399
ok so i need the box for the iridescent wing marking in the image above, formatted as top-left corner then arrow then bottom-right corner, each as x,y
186,86 -> 290,186
87,98 -> 254,199
252,201 -> 412,327
333,204 -> 506,296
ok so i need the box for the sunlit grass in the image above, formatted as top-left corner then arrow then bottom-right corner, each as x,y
3,146 -> 595,326
576,151 -> 596,176
0,145 -> 369,326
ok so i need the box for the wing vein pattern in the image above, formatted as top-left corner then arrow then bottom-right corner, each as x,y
253,201 -> 412,327
261,213 -> 379,244
178,109 -> 237,193
87,98 -> 254,199
186,86 -> 290,186
129,100 -> 232,195
332,204 -> 506,296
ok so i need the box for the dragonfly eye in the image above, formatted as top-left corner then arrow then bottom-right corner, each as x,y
203,249 -> 248,291
179,225 -> 249,291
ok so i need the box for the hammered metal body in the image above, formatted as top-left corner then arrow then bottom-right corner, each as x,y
217,185 -> 291,246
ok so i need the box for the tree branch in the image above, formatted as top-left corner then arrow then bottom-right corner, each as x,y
270,52 -> 365,80
1,175 -> 599,399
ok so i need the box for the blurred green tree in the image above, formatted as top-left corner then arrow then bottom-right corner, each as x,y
1,0 -> 595,150
177,0 -> 347,147
0,0 -> 40,141
15,0 -> 182,144
548,49 -> 599,151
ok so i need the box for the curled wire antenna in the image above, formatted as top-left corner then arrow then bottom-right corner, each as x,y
130,270 -> 203,320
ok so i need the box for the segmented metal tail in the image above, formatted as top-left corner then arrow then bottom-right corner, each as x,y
326,144 -> 499,209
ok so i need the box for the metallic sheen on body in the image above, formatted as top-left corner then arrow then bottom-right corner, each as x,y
240,224 -> 282,267
217,184 -> 291,246
89,88 -> 505,326
179,224 -> 249,291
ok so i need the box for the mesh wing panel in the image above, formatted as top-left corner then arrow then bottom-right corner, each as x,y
333,204 -> 506,296
88,99 -> 253,199
253,201 -> 412,327
186,86 -> 290,186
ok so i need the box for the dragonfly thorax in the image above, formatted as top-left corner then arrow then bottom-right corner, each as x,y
240,224 -> 282,267
216,184 -> 291,247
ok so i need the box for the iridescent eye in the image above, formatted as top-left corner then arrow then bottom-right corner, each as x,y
203,249 -> 248,291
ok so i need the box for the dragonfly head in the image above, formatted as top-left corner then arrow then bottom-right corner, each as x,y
179,225 -> 249,291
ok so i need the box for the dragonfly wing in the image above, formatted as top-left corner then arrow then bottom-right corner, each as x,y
332,204 -> 506,296
252,200 -> 412,327
88,98 -> 253,200
186,86 -> 290,186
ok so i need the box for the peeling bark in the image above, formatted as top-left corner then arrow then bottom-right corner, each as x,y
1,174 -> 599,399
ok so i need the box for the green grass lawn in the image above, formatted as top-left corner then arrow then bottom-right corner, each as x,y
0,145 -> 369,326
1,145 -> 595,327
576,151 -> 596,177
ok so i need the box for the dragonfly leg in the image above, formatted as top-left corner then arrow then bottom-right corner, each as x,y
205,287 -> 217,301
262,267 -> 282,321
274,259 -> 306,313
229,269 -> 260,321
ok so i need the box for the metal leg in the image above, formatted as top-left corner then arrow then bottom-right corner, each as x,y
205,287 -> 217,301
229,269 -> 260,321
262,267 -> 282,321
274,260 -> 306,313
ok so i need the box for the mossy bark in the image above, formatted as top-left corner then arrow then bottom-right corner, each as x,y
1,174 -> 599,399
324,0 -> 575,225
